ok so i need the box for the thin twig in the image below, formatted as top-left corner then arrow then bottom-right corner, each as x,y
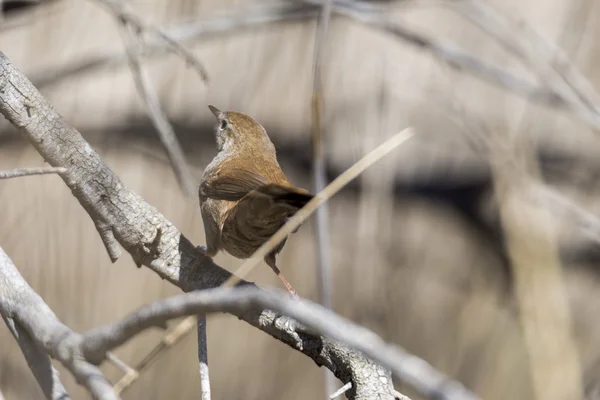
221,127 -> 415,289
117,19 -> 196,196
311,0 -> 336,394
329,382 -> 352,399
91,0 -> 208,82
0,167 -> 66,179
113,316 -> 196,395
197,315 -> 211,400
106,351 -> 136,376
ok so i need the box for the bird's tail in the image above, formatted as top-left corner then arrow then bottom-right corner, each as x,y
253,184 -> 313,210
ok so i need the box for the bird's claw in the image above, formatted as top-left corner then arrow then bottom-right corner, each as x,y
196,245 -> 211,257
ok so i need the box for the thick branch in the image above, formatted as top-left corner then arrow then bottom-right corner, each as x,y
1,316 -> 70,400
0,51 -> 471,400
79,287 -> 471,400
0,248 -> 116,400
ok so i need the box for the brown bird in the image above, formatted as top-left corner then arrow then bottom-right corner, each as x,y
198,105 -> 313,297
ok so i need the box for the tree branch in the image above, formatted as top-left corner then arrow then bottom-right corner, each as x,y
112,316 -> 196,395
311,0 -> 336,393
197,316 -> 211,400
78,286 -> 472,400
0,248 -> 116,400
1,315 -> 71,400
0,167 -> 66,179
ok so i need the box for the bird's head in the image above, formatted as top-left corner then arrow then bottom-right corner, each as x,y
208,105 -> 273,153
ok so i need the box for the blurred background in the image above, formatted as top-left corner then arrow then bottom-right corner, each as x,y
2,0 -> 600,399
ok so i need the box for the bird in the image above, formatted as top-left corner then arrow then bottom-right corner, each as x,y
198,105 -> 313,297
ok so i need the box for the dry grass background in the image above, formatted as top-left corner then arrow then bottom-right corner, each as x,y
2,0 -> 600,399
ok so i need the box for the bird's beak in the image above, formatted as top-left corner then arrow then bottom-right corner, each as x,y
208,105 -> 225,120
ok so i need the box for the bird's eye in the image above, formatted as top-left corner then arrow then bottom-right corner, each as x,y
219,120 -> 228,130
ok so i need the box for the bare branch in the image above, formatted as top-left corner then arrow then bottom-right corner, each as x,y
0,167 -> 66,179
79,286 -> 475,400
0,248 -> 117,400
197,316 -> 211,400
113,316 -> 196,395
117,19 -> 197,196
330,382 -> 352,399
311,0 -> 335,315
222,128 -> 415,288
1,316 -> 71,400
91,0 -> 209,82
105,352 -> 135,376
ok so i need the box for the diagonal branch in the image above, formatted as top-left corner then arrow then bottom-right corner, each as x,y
1,315 -> 71,400
112,316 -> 196,395
221,128 -> 415,287
77,286 -> 477,400
0,248 -> 116,400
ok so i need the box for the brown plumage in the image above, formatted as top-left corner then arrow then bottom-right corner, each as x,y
198,105 -> 313,297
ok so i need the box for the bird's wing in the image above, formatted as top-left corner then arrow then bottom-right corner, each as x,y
222,184 -> 313,246
199,169 -> 269,201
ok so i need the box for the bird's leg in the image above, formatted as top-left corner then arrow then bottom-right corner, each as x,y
265,253 -> 299,299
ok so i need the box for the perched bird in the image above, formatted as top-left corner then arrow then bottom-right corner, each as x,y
198,105 -> 313,297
